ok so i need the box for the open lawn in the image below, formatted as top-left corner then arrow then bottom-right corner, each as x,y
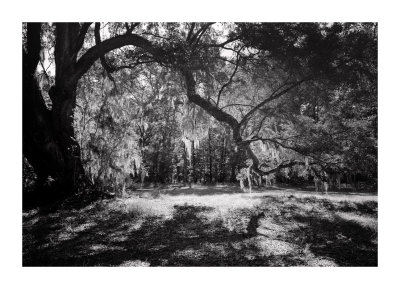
23,185 -> 377,266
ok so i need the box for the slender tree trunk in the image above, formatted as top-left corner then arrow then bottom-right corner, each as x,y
219,135 -> 226,182
183,144 -> 188,186
247,166 -> 252,193
240,179 -> 244,190
153,144 -> 160,184
230,147 -> 238,183
208,130 -> 213,183
191,140 -> 196,183
200,145 -> 206,183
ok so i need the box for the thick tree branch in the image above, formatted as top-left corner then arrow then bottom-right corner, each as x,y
181,68 -> 241,139
187,23 -> 195,42
94,22 -> 116,81
75,22 -> 92,54
26,23 -> 42,74
74,33 -> 170,83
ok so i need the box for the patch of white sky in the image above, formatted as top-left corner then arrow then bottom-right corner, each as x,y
38,26 -> 55,77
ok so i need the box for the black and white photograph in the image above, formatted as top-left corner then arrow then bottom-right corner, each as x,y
2,0 -> 399,286
21,20 -> 378,267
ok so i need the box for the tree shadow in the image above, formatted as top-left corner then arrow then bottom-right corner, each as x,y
251,194 -> 377,266
23,203 -> 238,266
23,202 -> 311,266
24,193 -> 377,266
287,212 -> 377,266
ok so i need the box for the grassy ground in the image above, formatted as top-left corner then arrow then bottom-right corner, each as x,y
23,185 -> 377,266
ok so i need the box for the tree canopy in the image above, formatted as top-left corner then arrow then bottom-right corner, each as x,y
22,22 -> 377,197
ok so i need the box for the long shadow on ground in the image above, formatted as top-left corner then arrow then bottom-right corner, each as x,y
257,195 -> 377,266
24,202 -> 303,266
23,194 -> 377,266
290,214 -> 377,266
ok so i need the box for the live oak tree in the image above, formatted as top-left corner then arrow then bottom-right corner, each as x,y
23,22 -> 377,196
23,22 -> 168,194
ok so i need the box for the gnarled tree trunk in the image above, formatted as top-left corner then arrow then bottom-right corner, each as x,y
23,23 -> 64,187
51,23 -> 87,191
23,23 -> 88,195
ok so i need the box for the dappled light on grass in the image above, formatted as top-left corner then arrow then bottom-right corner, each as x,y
23,186 -> 377,266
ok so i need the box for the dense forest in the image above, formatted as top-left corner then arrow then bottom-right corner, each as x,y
23,22 -> 377,203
